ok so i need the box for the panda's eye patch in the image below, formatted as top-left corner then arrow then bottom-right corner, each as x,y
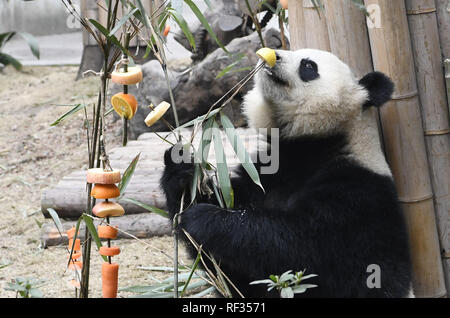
299,58 -> 319,82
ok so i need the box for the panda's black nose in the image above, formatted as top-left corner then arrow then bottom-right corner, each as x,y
275,53 -> 282,62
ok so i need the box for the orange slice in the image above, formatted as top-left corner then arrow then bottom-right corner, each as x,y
98,225 -> 119,239
144,101 -> 171,127
111,93 -> 138,119
163,25 -> 170,37
111,66 -> 143,85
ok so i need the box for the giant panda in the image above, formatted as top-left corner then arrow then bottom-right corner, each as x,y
161,48 -> 413,298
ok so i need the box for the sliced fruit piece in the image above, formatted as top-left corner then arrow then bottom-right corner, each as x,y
69,279 -> 81,289
102,262 -> 119,298
111,93 -> 138,119
68,252 -> 82,260
68,238 -> 81,252
256,47 -> 276,68
66,227 -> 79,239
98,225 -> 119,239
99,246 -> 121,257
111,66 -> 143,85
68,261 -> 83,270
144,101 -> 171,127
92,201 -> 125,218
163,24 -> 170,37
280,0 -> 288,9
87,168 -> 121,184
90,184 -> 120,199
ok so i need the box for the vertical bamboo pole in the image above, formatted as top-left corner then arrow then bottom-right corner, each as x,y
364,0 -> 446,298
288,0 -> 330,50
434,0 -> 450,60
405,0 -> 450,296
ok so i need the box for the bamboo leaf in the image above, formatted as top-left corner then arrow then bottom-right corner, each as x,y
212,120 -> 234,209
47,208 -> 64,235
0,52 -> 22,70
175,108 -> 221,130
67,217 -> 83,268
109,7 -> 138,36
17,32 -> 40,59
118,153 -> 140,196
50,104 -> 87,126
121,198 -> 169,218
220,112 -> 264,192
82,214 -> 107,262
169,9 -> 195,50
181,249 -> 202,297
89,19 -> 129,55
183,0 -> 229,54
0,32 -> 16,49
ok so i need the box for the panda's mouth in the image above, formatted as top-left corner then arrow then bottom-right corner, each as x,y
263,65 -> 288,86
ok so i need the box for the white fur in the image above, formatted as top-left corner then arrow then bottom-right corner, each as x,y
243,48 -> 392,176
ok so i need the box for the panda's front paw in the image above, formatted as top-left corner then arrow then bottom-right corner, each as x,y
161,144 -> 195,215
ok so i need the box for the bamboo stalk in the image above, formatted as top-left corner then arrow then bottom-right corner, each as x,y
405,0 -> 450,296
364,0 -> 446,298
434,0 -> 450,60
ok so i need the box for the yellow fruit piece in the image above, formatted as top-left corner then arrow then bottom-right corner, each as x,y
111,66 -> 143,85
144,101 -> 171,127
111,93 -> 138,119
256,47 -> 276,68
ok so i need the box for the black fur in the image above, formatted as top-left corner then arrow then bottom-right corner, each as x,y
299,58 -> 320,82
359,71 -> 395,109
161,134 -> 412,298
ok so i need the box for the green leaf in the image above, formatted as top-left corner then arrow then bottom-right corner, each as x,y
118,153 -> 140,196
181,250 -> 202,297
50,104 -> 87,126
89,19 -> 129,55
175,108 -> 221,130
82,214 -> 107,262
183,0 -> 229,54
190,163 -> 201,204
121,198 -> 169,218
212,120 -> 234,209
47,208 -> 64,235
0,52 -> 22,70
28,288 -> 43,298
135,0 -> 151,28
0,32 -> 16,49
17,32 -> 40,59
220,112 -> 264,192
67,217 -> 83,268
169,9 -> 195,50
109,7 -> 138,36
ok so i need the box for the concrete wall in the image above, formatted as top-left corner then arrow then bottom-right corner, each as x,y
0,0 -> 81,35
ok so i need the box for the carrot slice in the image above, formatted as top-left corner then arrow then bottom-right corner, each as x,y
163,24 -> 170,37
66,227 -> 78,239
67,252 -> 82,260
102,262 -> 119,298
69,279 -> 81,289
68,238 -> 81,252
87,168 -> 121,184
99,246 -> 121,257
92,201 -> 125,218
98,225 -> 118,239
90,184 -> 120,199
68,261 -> 83,270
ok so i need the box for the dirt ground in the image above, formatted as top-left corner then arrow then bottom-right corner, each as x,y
0,65 -> 191,298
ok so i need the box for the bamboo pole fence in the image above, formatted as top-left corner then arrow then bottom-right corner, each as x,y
405,0 -> 450,295
288,0 -> 448,297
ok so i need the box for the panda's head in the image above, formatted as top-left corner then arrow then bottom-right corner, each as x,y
243,48 -> 394,138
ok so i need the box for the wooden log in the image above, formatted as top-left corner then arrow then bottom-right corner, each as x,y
364,0 -> 446,297
434,0 -> 450,59
41,213 -> 171,247
405,0 -> 450,295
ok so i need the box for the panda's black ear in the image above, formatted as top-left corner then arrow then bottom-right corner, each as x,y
358,72 -> 394,109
